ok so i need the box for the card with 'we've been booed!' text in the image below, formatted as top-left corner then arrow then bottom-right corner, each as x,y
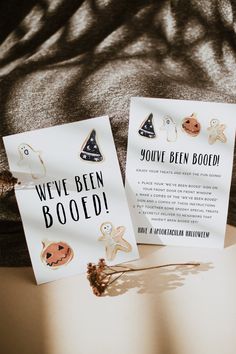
3,116 -> 139,284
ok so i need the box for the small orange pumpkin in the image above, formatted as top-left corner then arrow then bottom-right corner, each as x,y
41,240 -> 74,269
182,113 -> 201,137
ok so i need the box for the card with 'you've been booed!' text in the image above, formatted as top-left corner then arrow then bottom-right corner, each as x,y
125,97 -> 236,248
3,116 -> 139,284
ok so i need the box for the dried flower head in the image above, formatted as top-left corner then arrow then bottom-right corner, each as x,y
87,259 -> 111,296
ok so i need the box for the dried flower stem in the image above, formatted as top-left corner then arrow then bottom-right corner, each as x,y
104,262 -> 200,276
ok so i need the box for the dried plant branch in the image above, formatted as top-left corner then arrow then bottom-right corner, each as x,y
87,259 -> 200,297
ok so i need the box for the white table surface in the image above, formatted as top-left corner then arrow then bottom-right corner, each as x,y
0,224 -> 236,354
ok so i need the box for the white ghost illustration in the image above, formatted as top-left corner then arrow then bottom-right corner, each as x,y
161,116 -> 177,142
18,143 -> 46,179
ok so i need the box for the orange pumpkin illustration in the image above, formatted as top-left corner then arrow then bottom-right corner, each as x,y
41,240 -> 74,269
182,113 -> 201,137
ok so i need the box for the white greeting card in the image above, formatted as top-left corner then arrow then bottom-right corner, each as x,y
125,97 -> 236,248
3,116 -> 139,284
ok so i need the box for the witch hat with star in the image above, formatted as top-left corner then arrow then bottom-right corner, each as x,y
138,113 -> 156,138
80,129 -> 103,162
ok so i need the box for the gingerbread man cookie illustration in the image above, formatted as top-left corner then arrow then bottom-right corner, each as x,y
138,113 -> 156,138
80,130 -> 103,162
182,113 -> 201,137
41,240 -> 74,269
207,119 -> 227,145
18,143 -> 46,179
98,222 -> 132,261
161,116 -> 177,142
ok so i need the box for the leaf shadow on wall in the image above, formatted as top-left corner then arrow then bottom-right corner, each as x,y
105,261 -> 213,297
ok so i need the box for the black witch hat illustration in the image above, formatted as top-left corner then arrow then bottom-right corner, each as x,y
138,113 -> 156,138
80,130 -> 103,162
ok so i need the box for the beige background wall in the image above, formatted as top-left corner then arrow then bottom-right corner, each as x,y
0,225 -> 235,354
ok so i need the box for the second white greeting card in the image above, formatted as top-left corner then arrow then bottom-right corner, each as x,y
125,97 -> 235,248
